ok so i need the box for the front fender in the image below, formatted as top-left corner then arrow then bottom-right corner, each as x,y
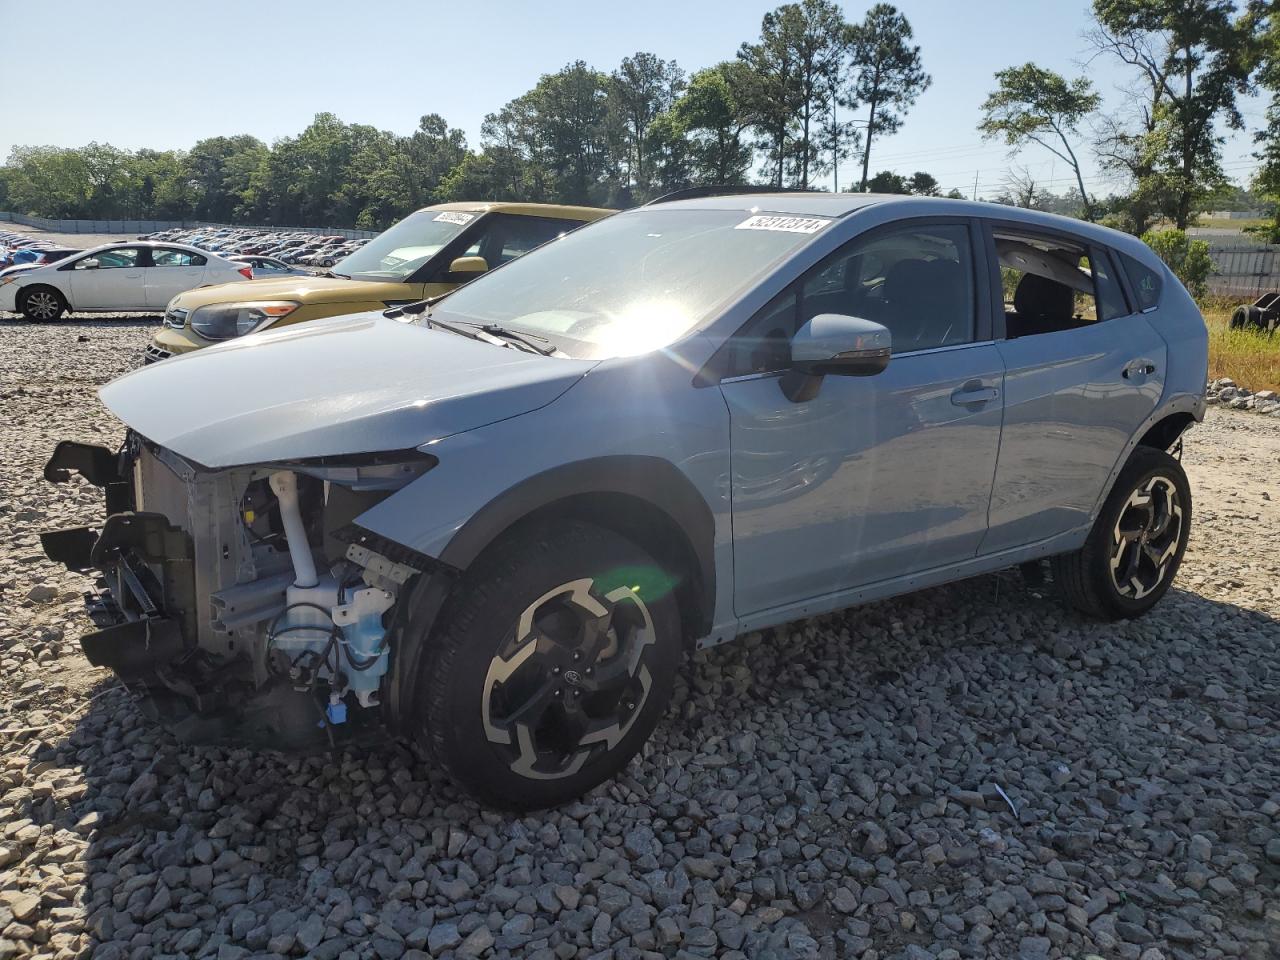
349,352 -> 735,633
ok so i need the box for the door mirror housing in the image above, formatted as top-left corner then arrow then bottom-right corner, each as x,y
782,313 -> 891,402
448,256 -> 489,277
78,258 -> 100,270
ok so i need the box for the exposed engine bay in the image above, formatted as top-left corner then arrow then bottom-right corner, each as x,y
40,434 -> 437,744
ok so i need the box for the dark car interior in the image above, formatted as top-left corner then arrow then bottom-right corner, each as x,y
996,235 -> 1102,339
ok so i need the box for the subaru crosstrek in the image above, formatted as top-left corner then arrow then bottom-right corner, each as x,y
41,194 -> 1206,808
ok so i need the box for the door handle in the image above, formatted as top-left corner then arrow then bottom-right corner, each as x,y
951,381 -> 1000,406
1123,359 -> 1156,379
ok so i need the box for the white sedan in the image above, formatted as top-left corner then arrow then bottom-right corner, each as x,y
0,242 -> 252,321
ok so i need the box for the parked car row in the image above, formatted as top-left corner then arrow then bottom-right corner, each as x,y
37,192 -> 1207,808
141,227 -> 371,268
0,229 -> 80,274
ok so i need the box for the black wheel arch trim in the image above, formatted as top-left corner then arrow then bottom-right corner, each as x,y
1090,395 -> 1203,521
436,455 -> 717,633
381,455 -> 716,734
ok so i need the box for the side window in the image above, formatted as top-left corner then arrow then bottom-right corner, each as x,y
1119,253 -> 1163,311
77,248 -> 140,269
152,248 -> 206,267
494,217 -> 576,265
801,223 -> 976,353
996,230 -> 1115,338
723,288 -> 799,377
1091,249 -> 1130,321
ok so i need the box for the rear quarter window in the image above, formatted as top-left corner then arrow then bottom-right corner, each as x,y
1120,253 -> 1163,311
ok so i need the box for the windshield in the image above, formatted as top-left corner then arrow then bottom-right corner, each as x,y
429,208 -> 827,358
335,209 -> 476,280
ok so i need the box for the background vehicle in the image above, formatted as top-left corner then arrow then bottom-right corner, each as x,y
146,202 -> 612,360
1229,292 -> 1280,333
0,241 -> 251,320
230,254 -> 309,276
40,194 -> 1205,808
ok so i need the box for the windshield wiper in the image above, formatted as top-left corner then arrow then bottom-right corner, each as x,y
425,316 -> 507,346
318,270 -> 351,279
476,324 -> 562,357
381,293 -> 451,320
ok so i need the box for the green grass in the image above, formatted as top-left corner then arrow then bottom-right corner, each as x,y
1195,216 -> 1269,232
1203,300 -> 1280,393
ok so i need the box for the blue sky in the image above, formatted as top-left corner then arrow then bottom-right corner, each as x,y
1,0 -> 1265,199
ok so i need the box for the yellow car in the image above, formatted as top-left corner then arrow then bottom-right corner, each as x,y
146,202 -> 612,361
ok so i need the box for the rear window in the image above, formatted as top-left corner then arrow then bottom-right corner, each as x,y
1120,253 -> 1162,311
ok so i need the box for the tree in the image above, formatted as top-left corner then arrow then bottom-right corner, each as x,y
609,52 -> 684,194
1087,0 -> 1254,228
1248,0 -> 1280,240
866,170 -> 909,193
738,1 -> 851,188
907,171 -> 940,196
1142,228 -> 1213,297
996,165 -> 1047,209
673,63 -> 756,185
978,64 -> 1101,220
847,3 -> 930,192
187,135 -> 268,222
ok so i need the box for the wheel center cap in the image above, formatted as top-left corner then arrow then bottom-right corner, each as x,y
563,669 -> 583,687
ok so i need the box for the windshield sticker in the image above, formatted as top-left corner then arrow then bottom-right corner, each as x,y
434,212 -> 475,226
734,215 -> 832,234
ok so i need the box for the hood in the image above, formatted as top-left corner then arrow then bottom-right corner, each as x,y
101,314 -> 595,468
172,274 -> 417,309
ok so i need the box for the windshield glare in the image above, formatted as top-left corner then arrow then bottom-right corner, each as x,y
429,208 -> 825,358
336,209 -> 475,280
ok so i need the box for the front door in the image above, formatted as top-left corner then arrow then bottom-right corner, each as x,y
720,219 -> 1005,617
68,247 -> 145,309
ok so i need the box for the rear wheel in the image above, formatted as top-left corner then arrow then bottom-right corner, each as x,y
19,286 -> 66,322
1051,446 -> 1191,620
417,521 -> 682,809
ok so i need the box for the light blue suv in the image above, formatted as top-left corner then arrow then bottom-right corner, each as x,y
41,193 -> 1206,807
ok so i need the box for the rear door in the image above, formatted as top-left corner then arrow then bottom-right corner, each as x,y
67,247 -> 146,309
981,223 -> 1166,553
144,248 -> 210,307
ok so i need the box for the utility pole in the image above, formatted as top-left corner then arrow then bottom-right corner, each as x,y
972,170 -> 979,201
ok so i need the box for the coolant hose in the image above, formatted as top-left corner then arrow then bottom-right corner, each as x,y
268,470 -> 319,588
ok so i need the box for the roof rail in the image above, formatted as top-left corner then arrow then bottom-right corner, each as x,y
644,185 -> 828,205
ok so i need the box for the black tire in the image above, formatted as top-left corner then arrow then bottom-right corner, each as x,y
1230,305 -> 1248,329
1051,445 -> 1191,620
416,520 -> 682,809
19,286 -> 66,322
1244,305 -> 1266,330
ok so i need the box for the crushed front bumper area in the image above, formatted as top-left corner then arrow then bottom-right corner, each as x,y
38,437 -> 433,745
40,440 -> 196,686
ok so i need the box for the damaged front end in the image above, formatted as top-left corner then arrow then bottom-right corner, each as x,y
41,435 -> 439,744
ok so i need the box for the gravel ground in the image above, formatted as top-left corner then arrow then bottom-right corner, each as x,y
1,318 -> 1278,960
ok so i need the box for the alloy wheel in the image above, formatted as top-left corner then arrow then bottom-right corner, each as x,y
1110,474 -> 1183,600
25,291 -> 60,320
481,578 -> 656,781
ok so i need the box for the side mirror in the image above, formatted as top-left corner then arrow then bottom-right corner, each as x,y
781,313 -> 891,402
79,258 -> 100,270
448,256 -> 489,277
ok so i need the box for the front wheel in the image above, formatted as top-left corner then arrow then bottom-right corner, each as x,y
1051,445 -> 1191,619
20,286 -> 66,322
417,521 -> 682,809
